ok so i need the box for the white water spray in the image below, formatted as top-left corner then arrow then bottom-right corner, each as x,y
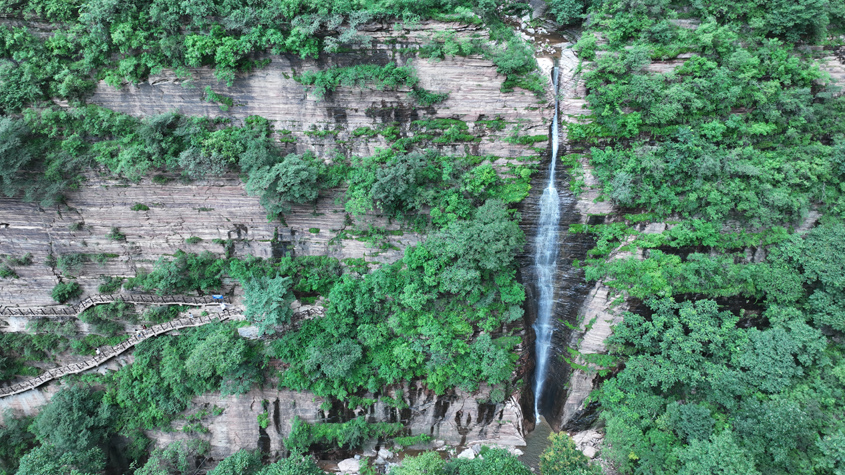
532,66 -> 561,420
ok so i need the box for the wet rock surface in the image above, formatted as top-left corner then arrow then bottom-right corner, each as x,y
517,48 -> 595,430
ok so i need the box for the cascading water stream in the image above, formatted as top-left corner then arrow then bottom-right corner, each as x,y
532,65 -> 561,420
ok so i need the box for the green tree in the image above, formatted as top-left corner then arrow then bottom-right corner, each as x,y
135,440 -> 210,475
407,199 -> 524,295
245,153 -> 321,217
243,275 -> 295,335
256,454 -> 323,475
369,151 -> 432,215
303,337 -> 363,380
208,449 -> 262,475
0,411 -> 35,474
547,0 -> 591,25
447,447 -> 532,475
30,385 -> 114,454
540,432 -> 597,475
389,451 -> 445,475
126,250 -> 225,295
800,222 -> 845,331
677,431 -> 760,475
184,328 -> 248,380
16,445 -> 103,475
0,117 -> 35,198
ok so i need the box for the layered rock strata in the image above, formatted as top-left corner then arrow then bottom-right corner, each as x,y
0,175 -> 427,308
88,22 -> 550,161
149,383 -> 526,463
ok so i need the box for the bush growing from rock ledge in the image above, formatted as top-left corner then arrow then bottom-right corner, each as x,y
97,276 -> 123,293
244,152 -> 322,218
57,253 -> 87,275
106,227 -> 126,242
51,281 -> 82,303
0,264 -> 17,278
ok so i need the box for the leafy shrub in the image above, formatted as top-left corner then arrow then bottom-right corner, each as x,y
255,454 -> 323,475
275,199 -> 525,399
208,449 -> 262,475
418,32 -> 487,60
30,385 -> 114,454
131,203 -> 150,211
57,253 -> 87,275
0,411 -> 36,473
295,63 -> 448,106
79,302 -> 136,337
540,432 -> 598,475
6,253 -> 33,266
97,275 -> 123,293
547,0 -> 593,25
51,281 -> 82,303
257,412 -> 270,429
295,63 -> 418,100
106,227 -> 126,242
92,253 -> 117,266
285,416 -> 402,453
243,275 -> 295,336
142,305 -> 184,324
391,448 -> 532,475
0,264 -> 17,278
394,434 -> 432,447
134,440 -> 210,475
126,250 -> 225,295
204,86 -> 235,111
244,152 -> 322,217
409,88 -> 449,106
108,323 -> 264,430
185,236 -> 203,244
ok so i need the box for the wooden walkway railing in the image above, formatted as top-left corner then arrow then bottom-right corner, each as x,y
0,310 -> 240,398
0,294 -> 218,318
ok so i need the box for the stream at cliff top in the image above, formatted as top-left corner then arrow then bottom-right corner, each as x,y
532,65 -> 561,420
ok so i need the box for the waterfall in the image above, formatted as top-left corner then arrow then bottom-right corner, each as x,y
532,66 -> 561,419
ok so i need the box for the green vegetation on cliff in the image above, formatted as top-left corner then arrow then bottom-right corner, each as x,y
0,0 -> 550,472
568,0 -> 845,473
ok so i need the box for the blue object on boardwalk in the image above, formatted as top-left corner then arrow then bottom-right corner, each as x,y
212,295 -> 224,300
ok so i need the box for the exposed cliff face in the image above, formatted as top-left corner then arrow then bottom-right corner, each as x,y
0,21 -> 552,310
0,177 -> 416,308
88,22 -> 549,161
0,21 -> 551,457
145,382 -> 525,462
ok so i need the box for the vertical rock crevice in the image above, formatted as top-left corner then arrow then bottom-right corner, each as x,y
518,49 -> 597,432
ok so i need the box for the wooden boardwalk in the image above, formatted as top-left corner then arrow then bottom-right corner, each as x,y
0,294 -> 218,318
0,310 -> 240,398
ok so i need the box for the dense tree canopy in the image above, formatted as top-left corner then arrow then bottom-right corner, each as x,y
568,0 -> 845,473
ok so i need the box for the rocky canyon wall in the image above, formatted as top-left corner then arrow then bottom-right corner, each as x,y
0,21 -> 551,310
0,21 -> 551,457
148,382 -> 526,462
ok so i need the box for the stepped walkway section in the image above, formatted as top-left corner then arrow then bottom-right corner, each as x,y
0,309 -> 241,398
0,294 -> 218,318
